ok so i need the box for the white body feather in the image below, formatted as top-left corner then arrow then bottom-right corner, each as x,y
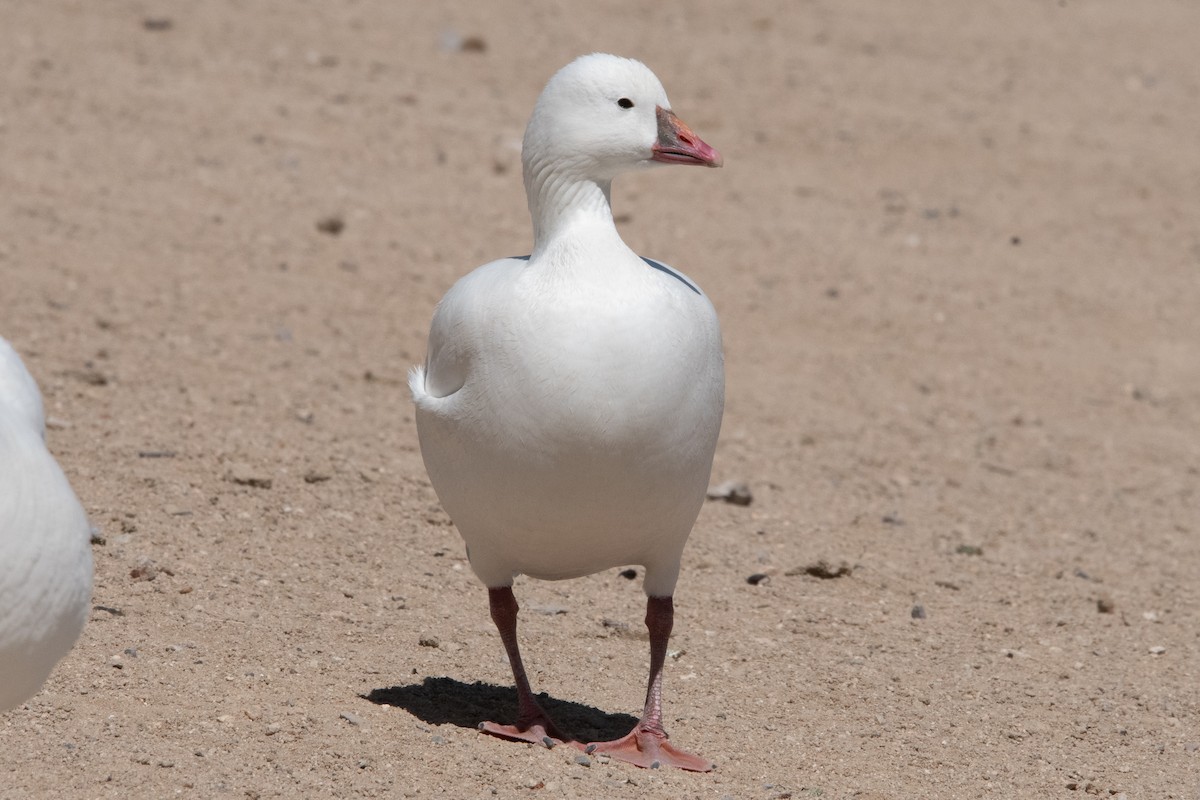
0,338 -> 93,711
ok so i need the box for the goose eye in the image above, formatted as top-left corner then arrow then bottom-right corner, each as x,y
617,97 -> 634,109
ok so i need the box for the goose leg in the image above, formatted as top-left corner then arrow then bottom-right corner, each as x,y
585,596 -> 714,771
478,586 -> 577,749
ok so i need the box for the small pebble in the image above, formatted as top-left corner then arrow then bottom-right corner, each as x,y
419,634 -> 440,648
911,604 -> 927,619
618,568 -> 637,580
746,573 -> 769,586
129,559 -> 159,582
574,754 -> 592,767
1149,645 -> 1166,655
1096,594 -> 1115,614
68,368 -> 108,386
316,216 -> 345,235
785,560 -> 852,579
339,712 -> 362,727
227,464 -> 272,489
706,480 -> 753,506
530,605 -> 568,616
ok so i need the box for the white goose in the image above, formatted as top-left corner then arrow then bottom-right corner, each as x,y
0,337 -> 93,712
410,53 -> 723,771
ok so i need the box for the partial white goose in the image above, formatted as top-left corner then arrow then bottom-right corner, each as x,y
410,54 -> 723,771
0,337 -> 93,711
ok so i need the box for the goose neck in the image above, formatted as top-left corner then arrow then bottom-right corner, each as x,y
524,158 -> 617,256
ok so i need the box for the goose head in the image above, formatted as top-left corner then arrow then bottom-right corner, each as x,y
522,53 -> 722,186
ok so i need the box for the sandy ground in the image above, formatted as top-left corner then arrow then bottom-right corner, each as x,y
2,1 -> 1199,797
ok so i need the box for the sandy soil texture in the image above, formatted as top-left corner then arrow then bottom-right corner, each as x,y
2,2 -> 1198,798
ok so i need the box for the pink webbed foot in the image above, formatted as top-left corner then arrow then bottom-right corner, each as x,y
585,726 -> 714,772
479,586 -> 585,752
478,717 -> 582,751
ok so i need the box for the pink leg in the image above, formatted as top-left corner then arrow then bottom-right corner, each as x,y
478,587 -> 578,749
585,596 -> 714,771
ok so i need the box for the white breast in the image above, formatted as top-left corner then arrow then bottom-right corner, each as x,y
413,239 -> 723,595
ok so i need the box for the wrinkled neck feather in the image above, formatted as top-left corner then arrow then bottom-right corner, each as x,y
524,151 -> 620,261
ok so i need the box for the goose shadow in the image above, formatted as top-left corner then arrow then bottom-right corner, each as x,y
363,676 -> 638,742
